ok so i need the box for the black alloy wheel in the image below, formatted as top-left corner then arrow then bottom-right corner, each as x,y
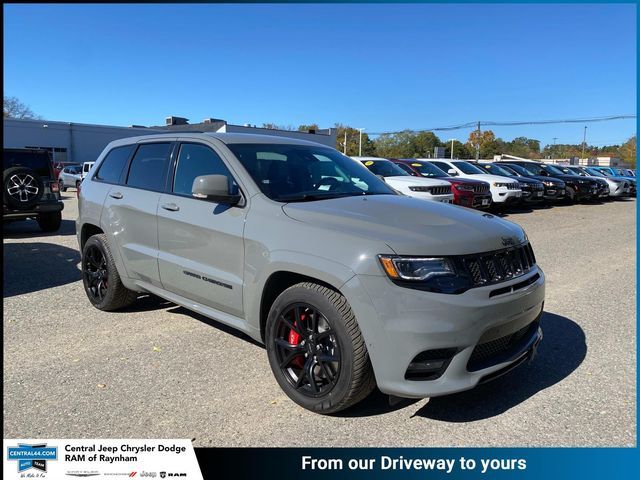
274,303 -> 341,397
83,244 -> 109,302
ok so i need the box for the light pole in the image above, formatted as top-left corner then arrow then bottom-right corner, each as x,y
448,139 -> 456,159
552,137 -> 558,159
357,128 -> 365,156
581,126 -> 587,161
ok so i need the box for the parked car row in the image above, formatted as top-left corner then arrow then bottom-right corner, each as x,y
352,156 -> 635,210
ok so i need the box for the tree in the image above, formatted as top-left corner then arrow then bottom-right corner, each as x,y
3,96 -> 41,119
298,124 -> 320,132
619,136 -> 637,168
467,129 -> 502,159
444,140 -> 474,159
334,124 -> 376,156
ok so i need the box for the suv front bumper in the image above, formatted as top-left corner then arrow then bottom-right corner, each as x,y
342,268 -> 545,398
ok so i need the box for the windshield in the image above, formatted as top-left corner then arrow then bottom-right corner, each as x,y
541,164 -> 566,175
227,144 -> 396,202
478,163 -> 513,176
503,164 -> 530,176
453,161 -> 485,175
558,166 -> 583,176
585,168 -> 606,178
409,161 -> 449,178
499,165 -> 520,176
362,159 -> 410,177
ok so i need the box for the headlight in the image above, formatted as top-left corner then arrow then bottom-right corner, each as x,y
378,255 -> 474,294
454,183 -> 475,191
492,182 -> 510,187
408,186 -> 430,192
379,256 -> 453,281
542,181 -> 554,186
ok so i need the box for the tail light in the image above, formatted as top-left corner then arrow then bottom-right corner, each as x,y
77,182 -> 81,199
50,181 -> 59,193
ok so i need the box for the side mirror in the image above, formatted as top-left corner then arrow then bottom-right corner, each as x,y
376,174 -> 387,183
539,170 -> 549,177
447,168 -> 458,176
192,175 -> 241,205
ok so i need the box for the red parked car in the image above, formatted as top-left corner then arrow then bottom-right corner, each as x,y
391,159 -> 492,209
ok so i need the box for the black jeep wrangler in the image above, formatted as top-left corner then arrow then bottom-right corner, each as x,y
3,148 -> 64,232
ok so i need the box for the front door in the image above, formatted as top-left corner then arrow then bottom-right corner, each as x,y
157,141 -> 246,318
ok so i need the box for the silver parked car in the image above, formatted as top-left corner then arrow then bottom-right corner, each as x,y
77,133 -> 545,413
58,164 -> 82,191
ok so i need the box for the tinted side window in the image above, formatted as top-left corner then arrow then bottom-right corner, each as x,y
95,145 -> 134,184
173,143 -> 234,196
430,161 -> 449,172
126,143 -> 171,191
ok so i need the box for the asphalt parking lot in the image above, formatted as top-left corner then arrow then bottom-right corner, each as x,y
3,194 -> 636,447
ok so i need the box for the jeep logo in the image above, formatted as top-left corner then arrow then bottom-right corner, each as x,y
501,237 -> 518,247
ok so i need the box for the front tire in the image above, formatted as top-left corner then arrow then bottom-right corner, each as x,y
82,234 -> 137,311
265,282 -> 376,414
36,211 -> 62,232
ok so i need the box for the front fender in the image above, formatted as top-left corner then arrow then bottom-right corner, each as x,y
243,249 -> 357,333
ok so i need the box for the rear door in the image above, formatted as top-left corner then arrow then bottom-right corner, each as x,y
157,141 -> 246,317
101,141 -> 173,288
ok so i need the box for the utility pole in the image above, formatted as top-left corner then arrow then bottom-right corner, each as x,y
343,130 -> 347,155
449,139 -> 455,159
357,128 -> 365,157
552,137 -> 558,159
475,121 -> 481,160
581,126 -> 587,160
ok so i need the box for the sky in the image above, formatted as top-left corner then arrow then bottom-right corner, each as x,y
3,3 -> 637,148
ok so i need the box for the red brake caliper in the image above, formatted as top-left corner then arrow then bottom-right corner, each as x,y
288,313 -> 305,369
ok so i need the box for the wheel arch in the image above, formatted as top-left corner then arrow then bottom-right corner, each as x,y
258,271 -> 344,342
80,223 -> 104,250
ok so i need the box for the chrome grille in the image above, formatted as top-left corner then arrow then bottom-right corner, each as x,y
430,185 -> 452,195
506,183 -> 520,190
473,184 -> 490,194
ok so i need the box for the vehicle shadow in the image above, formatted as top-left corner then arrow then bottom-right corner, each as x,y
414,312 -> 586,422
3,218 -> 76,238
335,312 -> 585,419
3,242 -> 81,297
165,304 -> 264,348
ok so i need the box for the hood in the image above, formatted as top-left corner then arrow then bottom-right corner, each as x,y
532,175 -> 564,186
512,176 -> 542,186
282,194 -> 526,256
463,173 -> 520,185
384,176 -> 451,187
441,177 -> 488,186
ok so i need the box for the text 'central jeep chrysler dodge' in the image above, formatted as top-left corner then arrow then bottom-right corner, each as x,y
77,133 -> 545,413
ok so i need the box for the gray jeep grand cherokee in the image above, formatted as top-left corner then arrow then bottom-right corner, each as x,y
77,133 -> 545,414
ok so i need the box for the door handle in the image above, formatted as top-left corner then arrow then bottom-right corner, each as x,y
161,203 -> 180,212
109,192 -> 123,199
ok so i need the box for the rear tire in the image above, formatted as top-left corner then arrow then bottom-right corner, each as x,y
36,211 -> 62,232
265,282 -> 376,414
82,234 -> 137,311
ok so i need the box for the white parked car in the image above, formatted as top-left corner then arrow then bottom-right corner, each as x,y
58,165 -> 83,191
353,157 -> 454,203
81,161 -> 95,180
427,159 -> 522,205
